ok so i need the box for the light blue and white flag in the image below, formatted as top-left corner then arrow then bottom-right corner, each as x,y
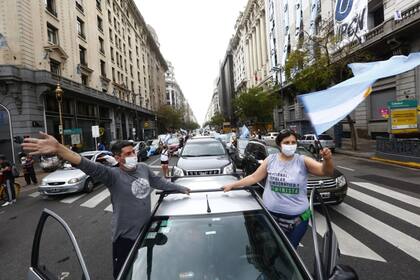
239,125 -> 250,139
298,53 -> 420,135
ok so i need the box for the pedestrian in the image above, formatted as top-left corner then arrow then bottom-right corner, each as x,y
160,144 -> 170,177
22,132 -> 190,279
230,128 -> 237,148
98,141 -> 106,151
223,129 -> 334,248
0,154 -> 16,206
21,154 -> 38,186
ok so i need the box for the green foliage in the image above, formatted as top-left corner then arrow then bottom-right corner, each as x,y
157,105 -> 184,132
233,87 -> 279,124
207,112 -> 225,129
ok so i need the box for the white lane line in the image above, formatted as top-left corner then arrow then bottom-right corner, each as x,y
312,211 -> 385,262
351,182 -> 420,208
333,203 -> 420,262
337,165 -> 355,172
60,194 -> 86,204
29,192 -> 40,198
153,171 -> 159,175
80,189 -> 110,208
149,157 -> 161,166
104,204 -> 113,212
348,188 -> 420,228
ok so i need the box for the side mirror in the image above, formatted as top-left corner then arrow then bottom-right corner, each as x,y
310,188 -> 358,280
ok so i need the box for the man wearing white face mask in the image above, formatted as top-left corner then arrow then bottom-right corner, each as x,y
22,132 -> 190,279
223,129 -> 334,248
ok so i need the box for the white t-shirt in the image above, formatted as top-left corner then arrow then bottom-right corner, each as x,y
160,149 -> 169,162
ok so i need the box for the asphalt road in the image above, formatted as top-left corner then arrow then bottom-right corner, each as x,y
0,154 -> 419,279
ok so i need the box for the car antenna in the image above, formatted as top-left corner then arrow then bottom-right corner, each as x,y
206,194 -> 211,213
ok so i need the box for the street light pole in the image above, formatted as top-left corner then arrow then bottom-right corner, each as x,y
55,83 -> 64,144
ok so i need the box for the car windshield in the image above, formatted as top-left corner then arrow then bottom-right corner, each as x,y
124,211 -> 305,280
296,147 -> 316,159
267,146 -> 280,155
182,141 -> 226,157
318,134 -> 333,140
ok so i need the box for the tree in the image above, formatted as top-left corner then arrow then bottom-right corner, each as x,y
157,105 -> 183,133
233,87 -> 280,125
285,19 -> 375,150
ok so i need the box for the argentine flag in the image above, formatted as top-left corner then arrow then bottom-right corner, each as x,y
298,53 -> 420,135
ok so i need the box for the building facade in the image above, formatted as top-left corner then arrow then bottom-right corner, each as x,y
204,89 -> 220,125
0,0 -> 167,159
165,61 -> 184,109
269,0 -> 420,139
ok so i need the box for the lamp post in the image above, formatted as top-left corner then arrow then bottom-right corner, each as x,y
55,83 -> 64,144
272,66 -> 284,129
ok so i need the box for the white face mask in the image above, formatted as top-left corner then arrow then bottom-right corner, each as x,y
123,156 -> 138,170
281,144 -> 297,157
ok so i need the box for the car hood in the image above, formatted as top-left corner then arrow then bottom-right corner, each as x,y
43,169 -> 86,182
177,156 -> 231,170
308,169 -> 342,181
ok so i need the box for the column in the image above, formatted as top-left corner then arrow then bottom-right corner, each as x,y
260,16 -> 268,69
252,31 -> 258,84
246,39 -> 253,84
256,22 -> 262,70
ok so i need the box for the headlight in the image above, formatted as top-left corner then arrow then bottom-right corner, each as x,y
41,179 -> 47,185
173,166 -> 184,177
336,175 -> 346,187
68,178 -> 82,184
223,163 -> 234,174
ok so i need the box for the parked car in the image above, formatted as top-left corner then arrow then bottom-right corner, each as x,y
172,137 -> 235,176
299,133 -> 336,153
242,139 -> 347,204
262,131 -> 279,140
39,155 -> 62,172
28,174 -> 357,280
134,141 -> 149,162
38,151 -> 114,196
146,139 -> 162,156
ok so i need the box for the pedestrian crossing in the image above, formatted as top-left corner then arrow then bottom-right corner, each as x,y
25,178 -> 420,264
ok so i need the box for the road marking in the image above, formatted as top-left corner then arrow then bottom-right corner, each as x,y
333,203 -> 420,262
104,204 -> 113,212
149,157 -> 161,166
29,192 -> 40,198
337,165 -> 355,172
60,194 -> 86,204
312,212 -> 386,262
351,182 -> 420,208
153,171 -> 159,175
348,188 -> 420,227
80,189 -> 110,208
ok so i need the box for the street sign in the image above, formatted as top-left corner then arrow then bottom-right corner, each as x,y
64,128 -> 82,135
99,127 -> 105,136
144,121 -> 149,128
59,125 -> 63,134
92,125 -> 100,138
388,100 -> 418,134
71,134 -> 81,145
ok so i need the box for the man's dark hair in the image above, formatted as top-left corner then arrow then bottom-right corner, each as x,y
111,140 -> 134,155
275,129 -> 298,146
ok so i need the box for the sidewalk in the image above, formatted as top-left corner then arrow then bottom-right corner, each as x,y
335,138 -> 420,169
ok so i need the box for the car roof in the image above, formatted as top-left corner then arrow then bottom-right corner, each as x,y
79,151 -> 109,157
191,135 -> 215,140
155,175 -> 262,216
187,137 -> 220,143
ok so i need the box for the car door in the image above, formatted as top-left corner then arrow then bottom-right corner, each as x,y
27,209 -> 91,280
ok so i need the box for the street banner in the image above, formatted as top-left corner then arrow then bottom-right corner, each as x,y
298,53 -> 420,135
334,0 -> 368,46
295,0 -> 302,37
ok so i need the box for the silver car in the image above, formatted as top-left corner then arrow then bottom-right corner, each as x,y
299,133 -> 336,153
38,151 -> 114,196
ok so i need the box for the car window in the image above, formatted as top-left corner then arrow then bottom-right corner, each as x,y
318,134 -> 333,140
267,146 -> 280,155
181,141 -> 226,157
124,211 -> 305,280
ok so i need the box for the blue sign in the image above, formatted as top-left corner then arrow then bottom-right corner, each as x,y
64,128 -> 82,135
335,0 -> 353,22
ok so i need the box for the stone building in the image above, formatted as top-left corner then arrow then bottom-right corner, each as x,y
0,0 -> 167,160
268,0 -> 420,140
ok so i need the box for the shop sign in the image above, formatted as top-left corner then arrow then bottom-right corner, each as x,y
388,100 -> 418,134
64,128 -> 82,135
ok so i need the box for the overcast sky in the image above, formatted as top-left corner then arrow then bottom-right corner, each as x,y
135,0 -> 248,125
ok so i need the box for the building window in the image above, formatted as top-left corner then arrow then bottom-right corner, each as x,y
77,17 -> 85,39
99,37 -> 105,53
110,47 -> 114,61
45,0 -> 57,16
79,45 -> 87,66
370,89 -> 395,120
97,16 -> 103,31
112,67 -> 115,82
130,65 -> 133,77
81,73 -> 88,86
50,59 -> 61,75
76,0 -> 84,12
108,10 -> 112,21
100,60 -> 106,77
47,23 -> 59,44
96,0 -> 101,10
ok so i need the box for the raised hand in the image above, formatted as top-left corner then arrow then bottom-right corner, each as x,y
22,132 -> 60,156
319,148 -> 332,161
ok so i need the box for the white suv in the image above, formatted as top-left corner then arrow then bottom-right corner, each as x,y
299,134 -> 335,153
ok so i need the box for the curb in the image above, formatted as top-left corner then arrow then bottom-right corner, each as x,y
370,156 -> 420,169
334,149 -> 374,159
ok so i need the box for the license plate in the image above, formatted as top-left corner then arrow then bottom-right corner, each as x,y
48,188 -> 61,193
321,192 -> 330,199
